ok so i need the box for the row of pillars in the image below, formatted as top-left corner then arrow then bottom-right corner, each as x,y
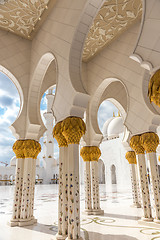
126,132 -> 160,223
10,116 -> 103,239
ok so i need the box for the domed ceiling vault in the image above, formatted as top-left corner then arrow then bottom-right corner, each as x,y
82,0 -> 142,62
0,0 -> 57,39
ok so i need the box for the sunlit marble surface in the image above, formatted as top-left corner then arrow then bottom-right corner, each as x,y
0,184 -> 159,240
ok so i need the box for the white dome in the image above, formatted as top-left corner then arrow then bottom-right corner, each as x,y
10,156 -> 16,166
107,117 -> 124,138
102,117 -> 114,136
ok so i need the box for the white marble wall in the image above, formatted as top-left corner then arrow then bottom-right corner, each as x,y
100,136 -> 131,190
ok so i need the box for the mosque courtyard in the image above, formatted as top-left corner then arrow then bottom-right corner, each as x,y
0,184 -> 159,240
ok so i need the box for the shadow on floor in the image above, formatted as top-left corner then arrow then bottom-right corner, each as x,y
104,212 -> 141,221
22,223 -> 139,240
23,222 -> 58,235
87,231 -> 138,240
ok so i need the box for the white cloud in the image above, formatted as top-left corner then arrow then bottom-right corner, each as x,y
0,72 -> 20,165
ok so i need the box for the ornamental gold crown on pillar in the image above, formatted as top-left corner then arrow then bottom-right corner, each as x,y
140,132 -> 159,153
80,146 -> 101,162
125,151 -> 137,164
80,146 -> 91,161
61,116 -> 86,144
90,146 -> 101,161
130,135 -> 145,155
148,69 -> 160,107
13,140 -> 25,159
53,121 -> 68,147
13,140 -> 41,159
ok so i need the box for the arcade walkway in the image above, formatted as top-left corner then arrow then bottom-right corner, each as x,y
0,184 -> 158,240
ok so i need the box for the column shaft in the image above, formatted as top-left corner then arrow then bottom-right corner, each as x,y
20,158 -> 33,220
67,144 -> 80,240
146,152 -> 160,222
30,159 -> 36,218
136,154 -> 152,220
130,164 -> 141,207
12,158 -> 24,221
84,161 -> 92,213
91,161 -> 100,211
62,147 -> 69,236
135,164 -> 142,206
58,148 -> 63,236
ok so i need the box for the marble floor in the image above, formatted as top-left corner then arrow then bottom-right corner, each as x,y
0,184 -> 159,240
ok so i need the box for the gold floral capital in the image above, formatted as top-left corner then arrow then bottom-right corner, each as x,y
23,140 -> 41,159
130,135 -> 145,155
148,69 -> 160,107
80,146 -> 91,162
125,151 -> 137,164
13,140 -> 25,159
62,116 -> 86,144
141,132 -> 159,153
90,146 -> 101,162
53,121 -> 68,147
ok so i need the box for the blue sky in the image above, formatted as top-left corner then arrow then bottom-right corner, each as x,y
0,72 -> 118,165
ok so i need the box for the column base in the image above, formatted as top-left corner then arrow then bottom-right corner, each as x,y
141,217 -> 153,222
9,217 -> 37,227
91,209 -> 104,215
154,219 -> 160,224
130,203 -> 141,208
66,237 -> 83,240
56,233 -> 67,240
138,219 -> 160,228
9,219 -> 19,227
82,209 -> 93,215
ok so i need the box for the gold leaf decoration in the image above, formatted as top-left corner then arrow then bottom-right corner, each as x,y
125,151 -> 137,164
62,117 -> 86,145
148,69 -> 160,108
53,121 -> 68,147
140,132 -> 159,153
82,0 -> 142,62
0,0 -> 51,38
130,135 -> 145,155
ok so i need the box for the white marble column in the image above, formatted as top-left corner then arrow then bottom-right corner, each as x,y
10,140 -> 41,227
141,132 -> 160,223
30,159 -> 36,219
125,151 -> 141,208
90,146 -> 104,215
80,146 -> 92,215
67,144 -> 81,240
20,157 -> 33,221
53,121 -> 68,240
84,161 -> 92,213
62,147 -> 69,237
57,147 -> 65,238
62,116 -> 86,240
135,164 -> 142,207
130,135 -> 152,221
10,140 -> 25,226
